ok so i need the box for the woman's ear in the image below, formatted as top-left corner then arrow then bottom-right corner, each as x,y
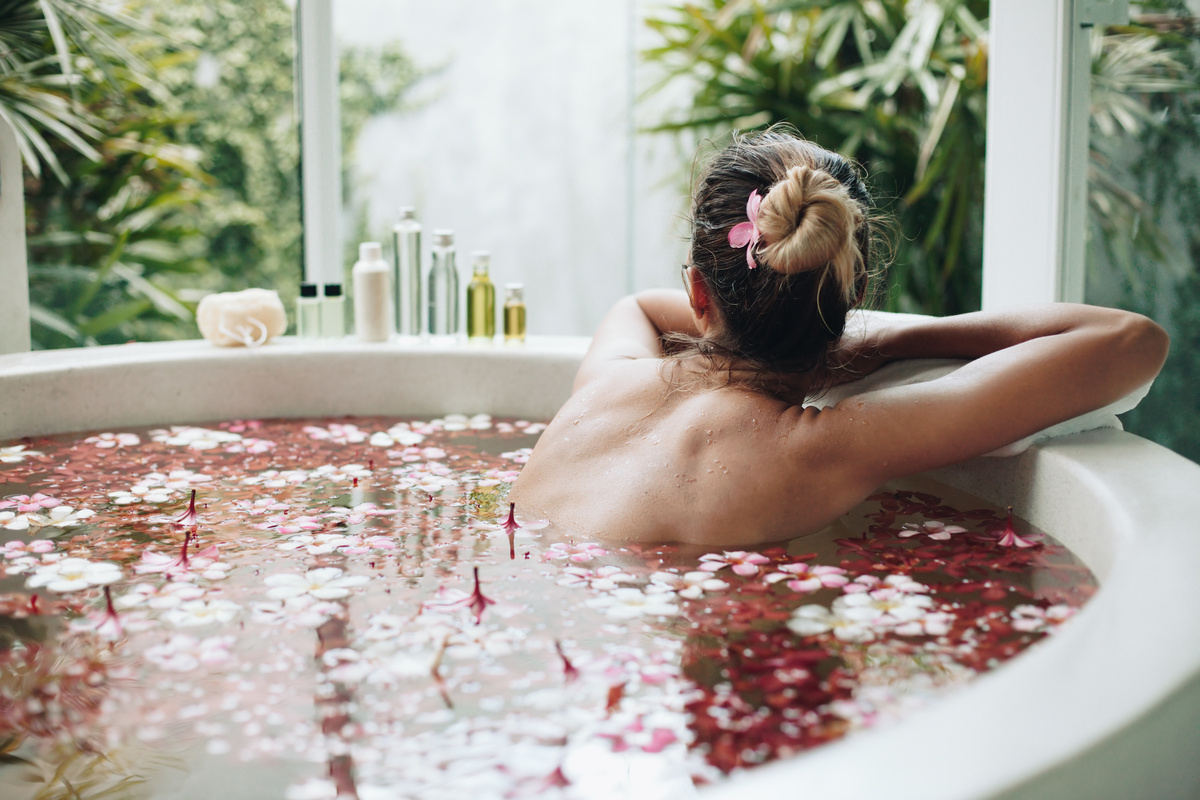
687,267 -> 715,335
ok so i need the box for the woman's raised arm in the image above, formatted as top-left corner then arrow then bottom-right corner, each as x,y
572,290 -> 698,391
805,304 -> 1169,491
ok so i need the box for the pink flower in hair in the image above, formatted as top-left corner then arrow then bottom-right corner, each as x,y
728,189 -> 763,269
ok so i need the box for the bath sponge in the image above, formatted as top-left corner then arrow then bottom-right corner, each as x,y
197,289 -> 288,348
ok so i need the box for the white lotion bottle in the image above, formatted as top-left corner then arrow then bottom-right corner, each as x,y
353,242 -> 392,342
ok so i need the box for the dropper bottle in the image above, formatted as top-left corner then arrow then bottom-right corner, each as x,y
427,230 -> 459,337
466,251 -> 496,343
503,283 -> 526,344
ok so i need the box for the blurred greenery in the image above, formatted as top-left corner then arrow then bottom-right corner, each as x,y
1087,1 -> 1200,463
11,0 -> 420,348
643,0 -> 989,314
11,0 -> 210,347
642,0 -> 1194,317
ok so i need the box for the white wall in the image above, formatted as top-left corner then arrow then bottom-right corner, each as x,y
334,0 -> 691,336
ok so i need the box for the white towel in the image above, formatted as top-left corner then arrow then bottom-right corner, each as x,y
812,357 -> 1153,457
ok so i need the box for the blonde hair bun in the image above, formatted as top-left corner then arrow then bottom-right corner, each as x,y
757,165 -> 864,302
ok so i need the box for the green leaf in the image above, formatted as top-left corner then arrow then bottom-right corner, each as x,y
76,296 -> 153,337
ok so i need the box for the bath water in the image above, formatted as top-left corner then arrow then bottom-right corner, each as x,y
0,415 -> 1095,799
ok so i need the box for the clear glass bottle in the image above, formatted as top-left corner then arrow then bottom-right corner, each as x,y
297,283 -> 321,339
320,283 -> 345,338
391,207 -> 421,336
503,283 -> 526,343
466,251 -> 496,342
427,229 -> 459,336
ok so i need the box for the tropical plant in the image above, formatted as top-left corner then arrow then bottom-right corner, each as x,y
17,0 -> 422,348
23,70 -> 212,347
643,0 -> 989,314
9,0 -> 210,347
642,0 -> 1193,316
0,0 -> 147,184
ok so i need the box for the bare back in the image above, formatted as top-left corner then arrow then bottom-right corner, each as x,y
510,357 -> 864,545
509,291 -> 1168,547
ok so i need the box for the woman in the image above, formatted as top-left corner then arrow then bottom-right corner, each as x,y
510,129 -> 1168,545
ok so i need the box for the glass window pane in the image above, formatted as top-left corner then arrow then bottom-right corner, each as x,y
1085,9 -> 1200,462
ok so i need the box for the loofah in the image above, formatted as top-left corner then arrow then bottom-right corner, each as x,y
196,289 -> 287,348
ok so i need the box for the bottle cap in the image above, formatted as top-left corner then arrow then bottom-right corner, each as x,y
397,206 -> 416,220
300,283 -> 318,298
504,282 -> 524,290
359,242 -> 383,262
323,283 -> 343,297
432,229 -> 454,247
504,283 -> 524,300
472,251 -> 490,270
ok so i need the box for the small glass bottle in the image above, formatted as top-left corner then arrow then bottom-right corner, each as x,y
297,283 -> 321,339
321,283 -> 345,339
427,229 -> 459,337
353,242 -> 392,342
392,207 -> 422,336
466,251 -> 496,342
503,283 -> 526,344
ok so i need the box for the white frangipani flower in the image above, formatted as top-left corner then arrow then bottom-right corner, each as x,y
151,426 -> 242,450
26,557 -> 121,593
145,634 -> 234,671
587,587 -> 679,620
0,445 -> 43,463
28,505 -> 96,529
163,599 -> 241,627
0,511 -> 32,530
264,567 -> 369,600
84,432 -> 141,448
649,570 -> 730,599
788,604 -> 876,643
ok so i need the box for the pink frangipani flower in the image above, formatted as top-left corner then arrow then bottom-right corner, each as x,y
765,562 -> 849,592
995,507 -> 1042,548
699,550 -> 771,577
899,520 -> 967,541
429,567 -> 496,625
135,541 -> 223,578
727,189 -> 763,269
173,489 -> 199,528
545,541 -> 607,563
0,493 -> 61,513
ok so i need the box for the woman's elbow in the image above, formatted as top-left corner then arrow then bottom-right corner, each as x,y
1118,312 -> 1170,380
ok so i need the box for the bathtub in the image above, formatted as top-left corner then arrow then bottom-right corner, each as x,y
0,336 -> 1197,800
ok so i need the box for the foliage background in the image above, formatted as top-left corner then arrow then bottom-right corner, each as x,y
9,0 -> 418,348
